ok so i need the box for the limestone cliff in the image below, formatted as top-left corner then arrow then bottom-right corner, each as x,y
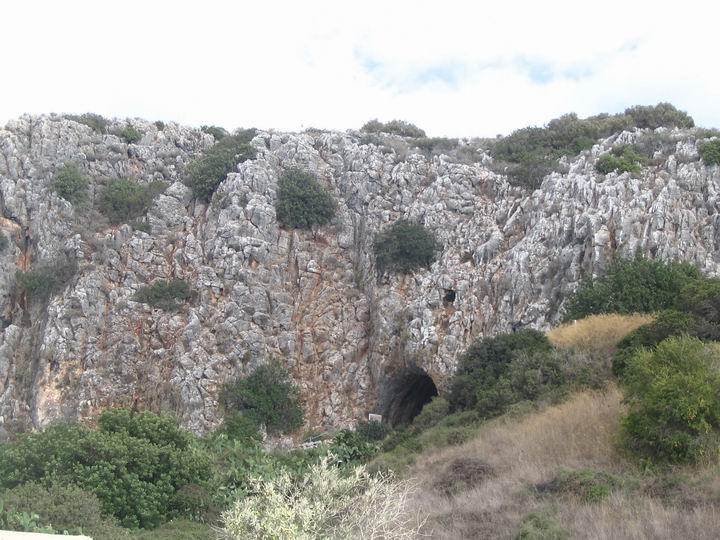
1,114 -> 718,437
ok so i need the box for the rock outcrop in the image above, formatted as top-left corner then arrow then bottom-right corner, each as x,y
1,114 -> 718,437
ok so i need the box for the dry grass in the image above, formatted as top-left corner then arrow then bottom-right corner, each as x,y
406,386 -> 720,539
547,314 -> 654,358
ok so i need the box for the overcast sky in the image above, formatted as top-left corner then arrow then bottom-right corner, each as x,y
2,0 -> 718,137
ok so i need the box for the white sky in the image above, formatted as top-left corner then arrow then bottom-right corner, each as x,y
2,0 -> 718,137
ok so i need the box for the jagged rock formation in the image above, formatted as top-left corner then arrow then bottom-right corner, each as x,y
1,114 -> 718,437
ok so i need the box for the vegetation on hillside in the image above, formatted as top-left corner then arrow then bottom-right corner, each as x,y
133,279 -> 192,311
65,112 -> 109,133
595,145 -> 647,175
490,103 -> 694,188
15,257 -> 77,303
373,220 -> 440,275
185,129 -> 256,201
52,163 -> 89,204
361,119 -> 426,138
275,168 -> 336,231
98,178 -> 166,224
562,255 -> 699,321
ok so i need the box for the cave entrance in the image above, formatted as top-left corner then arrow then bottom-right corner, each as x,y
381,367 -> 438,427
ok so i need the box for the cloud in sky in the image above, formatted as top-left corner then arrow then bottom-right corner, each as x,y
1,0 -> 718,137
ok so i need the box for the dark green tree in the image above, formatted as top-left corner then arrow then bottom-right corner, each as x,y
275,168 -> 336,231
219,362 -> 304,438
373,220 -> 439,274
0,409 -> 211,529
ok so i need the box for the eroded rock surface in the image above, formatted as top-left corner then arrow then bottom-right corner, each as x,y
1,115 -> 718,436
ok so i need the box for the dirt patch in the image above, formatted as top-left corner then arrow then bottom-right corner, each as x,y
434,457 -> 494,495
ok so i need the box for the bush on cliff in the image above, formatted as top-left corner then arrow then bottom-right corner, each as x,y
360,119 -> 426,138
373,220 -> 440,275
15,257 -> 77,303
699,139 -> 720,166
275,168 -> 336,231
52,163 -> 89,204
624,102 -> 694,130
98,178 -> 166,224
220,362 -> 304,439
117,125 -> 142,144
562,255 -> 700,321
186,130 -> 257,201
595,145 -> 647,175
200,125 -> 229,141
133,279 -> 193,311
491,103 -> 694,188
65,112 -> 109,133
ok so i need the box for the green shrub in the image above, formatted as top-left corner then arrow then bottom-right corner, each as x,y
275,168 -> 336,230
118,125 -> 142,144
52,163 -> 89,204
563,255 -> 700,321
360,119 -> 426,138
595,145 -> 646,175
186,130 -> 256,201
492,104 -> 692,189
624,102 -> 694,130
99,178 -> 166,224
447,329 -> 552,413
154,120 -> 166,131
373,220 -> 440,274
0,232 -> 8,253
516,511 -> 569,540
539,468 -> 627,503
613,310 -> 694,377
66,112 -> 109,133
16,257 -> 77,303
1,483 -> 129,538
220,362 -> 304,437
411,396 -> 450,432
133,279 -> 192,311
492,112 -> 634,188
0,409 -> 212,528
328,429 -> 380,465
201,125 -> 229,140
621,336 -> 720,464
699,139 -> 720,166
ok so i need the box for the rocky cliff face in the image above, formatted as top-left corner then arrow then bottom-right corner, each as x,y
1,115 -> 718,438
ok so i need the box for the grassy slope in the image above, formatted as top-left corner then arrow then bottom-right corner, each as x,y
405,387 -> 720,539
373,315 -> 720,539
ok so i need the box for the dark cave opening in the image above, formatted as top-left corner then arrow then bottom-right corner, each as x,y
443,288 -> 456,304
382,368 -> 438,427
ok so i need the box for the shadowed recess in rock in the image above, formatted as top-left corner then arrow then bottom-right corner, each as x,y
381,368 -> 438,427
